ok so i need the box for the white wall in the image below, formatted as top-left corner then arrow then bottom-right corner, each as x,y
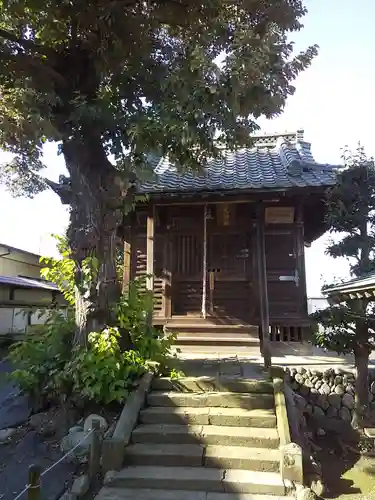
0,245 -> 42,279
0,306 -> 67,336
307,297 -> 329,315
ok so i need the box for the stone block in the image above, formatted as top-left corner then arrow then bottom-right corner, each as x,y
280,442 -> 303,485
101,437 -> 125,473
71,474 -> 90,497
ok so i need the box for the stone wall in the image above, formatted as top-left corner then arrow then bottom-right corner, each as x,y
284,366 -> 375,423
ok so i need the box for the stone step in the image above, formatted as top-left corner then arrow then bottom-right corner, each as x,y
205,445 -> 280,472
124,443 -> 280,472
131,424 -> 279,448
124,443 -> 204,467
140,406 -> 277,428
151,377 -> 273,394
96,488 -> 293,500
147,391 -> 274,410
104,466 -> 288,495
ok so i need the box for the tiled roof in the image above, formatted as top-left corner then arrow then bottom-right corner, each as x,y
139,130 -> 338,194
324,272 -> 375,297
0,275 -> 58,291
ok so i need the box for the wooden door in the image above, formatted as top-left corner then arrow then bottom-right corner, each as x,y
170,230 -> 203,315
265,227 -> 306,320
207,228 -> 254,323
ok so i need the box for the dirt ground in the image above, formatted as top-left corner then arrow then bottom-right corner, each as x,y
314,432 -> 375,499
0,348 -> 120,500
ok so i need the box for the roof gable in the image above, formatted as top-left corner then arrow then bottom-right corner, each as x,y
139,130 -> 338,194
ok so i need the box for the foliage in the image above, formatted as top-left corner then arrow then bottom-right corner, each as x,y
7,310 -> 74,397
311,146 -> 375,425
116,278 -> 178,372
0,0 -> 319,338
313,303 -> 375,355
40,233 -> 100,310
0,1 -> 318,188
324,147 -> 375,275
63,327 -> 146,405
40,235 -> 75,305
8,267 -> 176,405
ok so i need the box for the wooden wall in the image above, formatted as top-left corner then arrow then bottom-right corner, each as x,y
126,199 -> 308,332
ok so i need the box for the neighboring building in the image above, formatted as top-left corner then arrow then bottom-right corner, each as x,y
307,297 -> 329,314
324,271 -> 375,303
0,243 -> 43,279
122,130 -> 338,357
0,243 -> 64,338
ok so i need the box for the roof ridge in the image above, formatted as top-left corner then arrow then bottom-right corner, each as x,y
252,129 -> 304,148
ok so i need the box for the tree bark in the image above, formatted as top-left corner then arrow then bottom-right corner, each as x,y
62,136 -> 128,346
352,311 -> 370,428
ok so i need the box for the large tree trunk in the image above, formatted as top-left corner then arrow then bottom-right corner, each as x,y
62,136 -> 128,346
352,311 -> 370,428
353,344 -> 370,428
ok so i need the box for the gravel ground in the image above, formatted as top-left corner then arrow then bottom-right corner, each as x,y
0,358 -> 77,500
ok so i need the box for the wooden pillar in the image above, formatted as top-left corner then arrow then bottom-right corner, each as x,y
163,232 -> 172,318
202,204 -> 208,318
146,205 -> 155,325
296,202 -> 308,341
296,203 -> 307,312
256,203 -> 272,370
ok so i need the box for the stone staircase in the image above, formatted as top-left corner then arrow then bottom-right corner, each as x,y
101,376 -> 294,500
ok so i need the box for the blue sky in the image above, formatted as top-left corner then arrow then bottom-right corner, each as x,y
0,0 -> 373,296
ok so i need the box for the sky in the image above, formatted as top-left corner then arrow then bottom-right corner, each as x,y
0,0 -> 374,296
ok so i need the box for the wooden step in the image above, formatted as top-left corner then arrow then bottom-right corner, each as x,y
175,335 -> 260,346
104,466 -> 289,495
165,324 -> 259,334
165,317 -> 254,326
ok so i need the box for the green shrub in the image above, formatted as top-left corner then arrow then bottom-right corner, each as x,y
7,310 -> 74,399
116,278 -> 177,373
8,242 -> 177,407
63,327 -> 146,404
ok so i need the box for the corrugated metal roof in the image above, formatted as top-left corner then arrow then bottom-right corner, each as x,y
0,275 -> 58,291
139,132 -> 338,194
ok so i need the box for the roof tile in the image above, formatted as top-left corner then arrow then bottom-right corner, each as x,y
139,132 -> 338,194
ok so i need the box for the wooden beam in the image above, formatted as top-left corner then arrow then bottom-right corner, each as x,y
256,203 -> 272,370
122,227 -> 133,294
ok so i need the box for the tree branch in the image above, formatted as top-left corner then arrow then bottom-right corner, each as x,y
0,50 -> 67,87
43,176 -> 72,205
0,28 -> 55,57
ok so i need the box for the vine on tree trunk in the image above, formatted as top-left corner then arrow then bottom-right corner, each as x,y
63,138 -> 128,345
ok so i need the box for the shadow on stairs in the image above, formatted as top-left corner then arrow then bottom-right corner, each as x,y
98,372 -> 294,500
